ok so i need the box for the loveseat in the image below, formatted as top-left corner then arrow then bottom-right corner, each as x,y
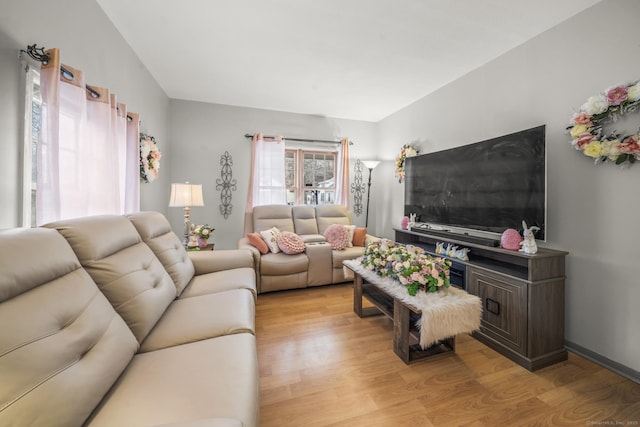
238,204 -> 378,293
0,211 -> 258,427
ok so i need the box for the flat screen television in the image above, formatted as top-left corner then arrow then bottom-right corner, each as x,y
404,125 -> 546,242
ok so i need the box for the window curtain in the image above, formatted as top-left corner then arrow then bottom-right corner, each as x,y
246,133 -> 286,212
124,112 -> 141,213
37,48 -> 140,225
335,138 -> 350,207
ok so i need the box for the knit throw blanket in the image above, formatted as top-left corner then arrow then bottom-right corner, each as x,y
343,258 -> 482,349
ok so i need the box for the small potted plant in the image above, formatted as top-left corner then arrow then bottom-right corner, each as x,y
192,224 -> 214,249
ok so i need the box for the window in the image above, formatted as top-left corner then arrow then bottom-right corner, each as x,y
285,149 -> 336,205
22,64 -> 41,227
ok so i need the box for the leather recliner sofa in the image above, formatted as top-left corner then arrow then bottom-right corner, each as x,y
0,211 -> 259,427
238,204 -> 379,293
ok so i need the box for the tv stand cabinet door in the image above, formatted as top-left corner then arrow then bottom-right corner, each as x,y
467,267 -> 527,355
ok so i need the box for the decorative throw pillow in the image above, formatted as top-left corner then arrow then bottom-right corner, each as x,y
352,227 -> 367,247
345,224 -> 356,247
247,232 -> 269,254
259,227 -> 281,253
276,231 -> 305,255
324,224 -> 350,250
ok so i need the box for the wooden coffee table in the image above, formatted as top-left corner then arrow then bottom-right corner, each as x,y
345,263 -> 455,364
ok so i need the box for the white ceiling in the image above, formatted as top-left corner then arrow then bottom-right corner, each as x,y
96,0 -> 601,122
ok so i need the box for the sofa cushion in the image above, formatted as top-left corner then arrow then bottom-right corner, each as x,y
260,252 -> 309,276
45,215 -> 177,344
0,228 -> 138,427
85,334 -> 259,427
154,419 -> 243,427
139,289 -> 255,352
252,204 -> 295,233
246,232 -> 269,254
300,234 -> 326,243
315,205 -> 352,234
128,211 -> 196,295
324,224 -> 350,250
292,205 -> 319,235
260,227 -> 281,253
181,268 -> 257,299
332,246 -> 366,266
277,231 -> 305,254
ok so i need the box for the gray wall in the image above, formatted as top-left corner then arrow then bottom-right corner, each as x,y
167,100 -> 378,249
376,0 -> 640,373
0,0 -> 170,229
1,0 -> 637,376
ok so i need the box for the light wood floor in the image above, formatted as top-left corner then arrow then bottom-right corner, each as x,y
256,284 -> 640,427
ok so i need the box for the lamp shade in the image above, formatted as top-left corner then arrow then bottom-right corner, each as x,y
169,183 -> 204,207
362,160 -> 381,169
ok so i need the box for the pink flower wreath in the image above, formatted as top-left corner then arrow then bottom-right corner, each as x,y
567,80 -> 640,166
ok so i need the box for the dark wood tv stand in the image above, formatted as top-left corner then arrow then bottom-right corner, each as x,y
394,228 -> 568,371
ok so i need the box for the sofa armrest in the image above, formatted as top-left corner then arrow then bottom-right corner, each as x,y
238,237 -> 261,267
188,249 -> 254,275
364,234 -> 381,246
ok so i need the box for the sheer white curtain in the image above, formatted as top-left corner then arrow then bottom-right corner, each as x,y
246,133 -> 286,211
37,48 -> 140,225
335,138 -> 350,208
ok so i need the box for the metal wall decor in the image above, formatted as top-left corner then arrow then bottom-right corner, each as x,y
350,159 -> 365,216
216,151 -> 237,219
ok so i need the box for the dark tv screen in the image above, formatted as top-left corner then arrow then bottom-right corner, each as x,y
404,125 -> 546,240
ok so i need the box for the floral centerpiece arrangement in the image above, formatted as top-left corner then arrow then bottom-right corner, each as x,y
360,239 -> 451,296
395,144 -> 420,183
567,80 -> 640,166
192,224 -> 214,240
140,134 -> 162,183
191,224 -> 214,248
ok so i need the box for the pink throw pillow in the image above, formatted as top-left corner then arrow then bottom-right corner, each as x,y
277,231 -> 305,254
247,232 -> 269,254
324,224 -> 350,250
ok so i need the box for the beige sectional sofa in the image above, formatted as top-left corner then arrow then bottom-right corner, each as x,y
238,204 -> 378,293
0,212 -> 258,427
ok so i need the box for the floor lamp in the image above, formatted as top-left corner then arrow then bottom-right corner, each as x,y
362,161 -> 380,228
169,182 -> 204,247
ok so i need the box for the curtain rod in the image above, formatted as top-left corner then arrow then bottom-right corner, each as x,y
244,133 -> 353,145
21,44 -> 134,121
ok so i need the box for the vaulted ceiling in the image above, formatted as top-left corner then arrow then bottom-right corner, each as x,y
97,0 -> 601,122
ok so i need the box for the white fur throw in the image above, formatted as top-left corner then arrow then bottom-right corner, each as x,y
343,259 -> 482,349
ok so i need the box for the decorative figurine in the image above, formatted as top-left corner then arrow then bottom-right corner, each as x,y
501,228 -> 523,251
187,234 -> 198,248
435,242 -> 445,254
407,213 -> 417,231
454,247 -> 470,261
401,216 -> 410,230
519,220 -> 540,255
446,244 -> 458,257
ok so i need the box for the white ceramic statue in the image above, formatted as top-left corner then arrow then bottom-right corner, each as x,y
454,247 -> 470,261
519,220 -> 540,255
446,244 -> 458,257
407,213 -> 417,230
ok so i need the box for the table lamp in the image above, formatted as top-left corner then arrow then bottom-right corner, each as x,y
169,182 -> 204,247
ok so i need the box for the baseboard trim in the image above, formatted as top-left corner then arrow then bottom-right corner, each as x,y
565,340 -> 640,384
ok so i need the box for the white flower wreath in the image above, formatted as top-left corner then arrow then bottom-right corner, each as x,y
140,134 -> 162,183
567,80 -> 640,166
395,144 -> 420,183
